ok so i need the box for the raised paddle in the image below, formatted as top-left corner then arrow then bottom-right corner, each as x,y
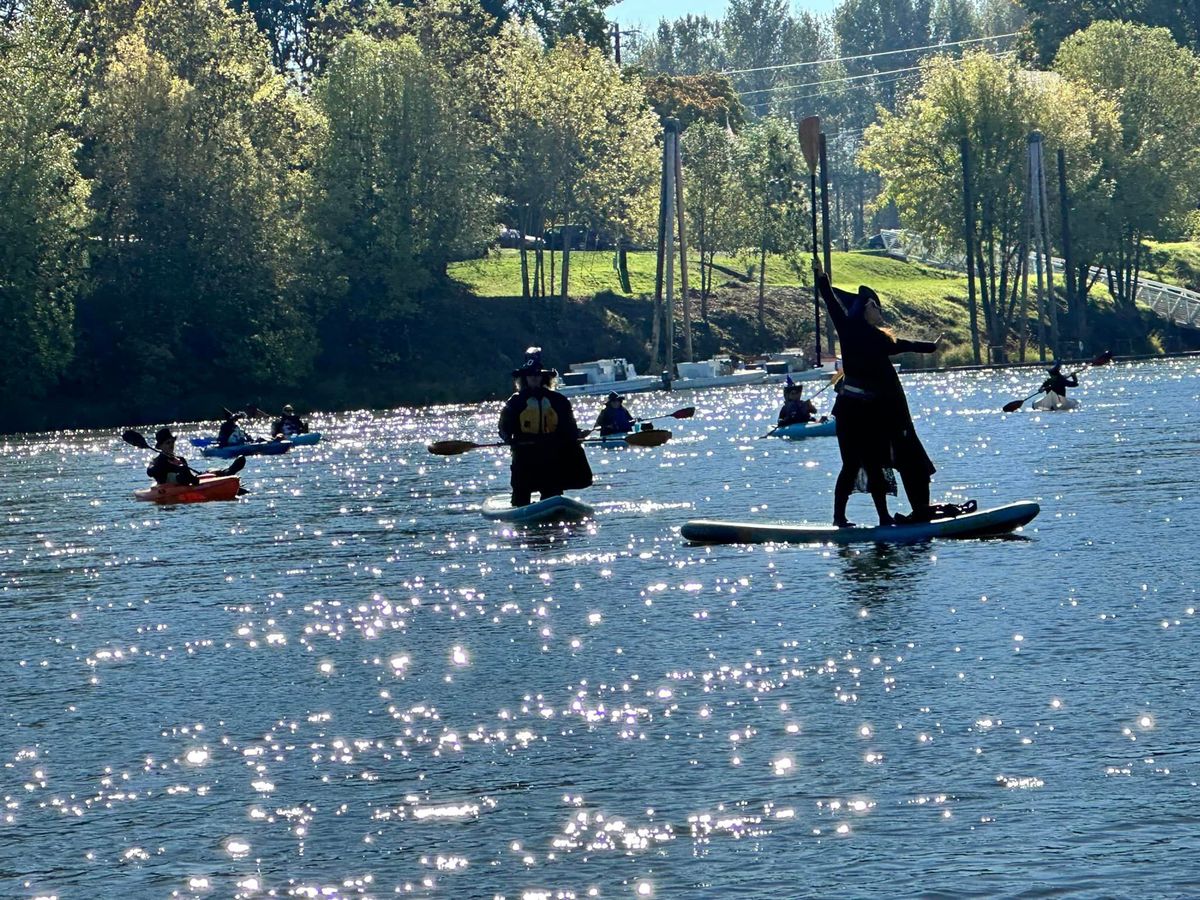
1000,350 -> 1113,412
122,430 -> 248,488
799,115 -> 822,366
636,405 -> 695,423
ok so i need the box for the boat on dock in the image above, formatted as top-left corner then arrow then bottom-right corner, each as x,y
556,358 -> 661,398
667,357 -> 768,391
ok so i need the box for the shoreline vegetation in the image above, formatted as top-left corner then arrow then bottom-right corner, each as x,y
5,248 -> 1197,436
3,4 -> 1199,436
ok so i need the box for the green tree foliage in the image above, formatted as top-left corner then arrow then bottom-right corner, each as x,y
631,14 -> 727,75
641,72 -> 746,130
860,51 -> 1111,360
723,0 -> 793,117
80,0 -> 317,396
309,32 -> 490,366
1020,0 -> 1199,64
681,121 -> 742,317
735,116 -> 810,331
0,0 -> 88,399
1054,22 -> 1200,312
511,0 -> 614,49
489,26 -> 660,293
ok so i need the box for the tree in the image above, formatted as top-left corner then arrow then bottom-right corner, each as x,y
1054,22 -> 1200,315
0,0 -> 88,399
309,32 -> 490,367
682,121 -> 742,318
641,72 -> 746,130
723,0 -> 792,117
631,14 -> 727,75
1019,0 -> 1199,64
860,51 -> 1111,361
80,0 -> 317,398
488,26 -> 660,297
736,116 -> 809,332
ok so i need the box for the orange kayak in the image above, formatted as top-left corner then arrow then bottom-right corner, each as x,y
133,474 -> 241,504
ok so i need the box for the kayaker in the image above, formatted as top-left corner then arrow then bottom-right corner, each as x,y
498,347 -> 593,507
594,392 -> 636,436
273,404 -> 308,438
1040,361 -> 1078,408
815,261 -> 942,527
217,411 -> 251,447
146,428 -> 200,486
777,378 -> 817,427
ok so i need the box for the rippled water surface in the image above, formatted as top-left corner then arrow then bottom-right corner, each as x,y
3,359 -> 1200,899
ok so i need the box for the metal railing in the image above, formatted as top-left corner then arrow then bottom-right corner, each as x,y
879,229 -> 1200,329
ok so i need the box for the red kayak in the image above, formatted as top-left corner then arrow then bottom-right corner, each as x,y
133,474 -> 241,504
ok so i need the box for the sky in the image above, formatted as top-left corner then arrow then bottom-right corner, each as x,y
611,0 -> 840,29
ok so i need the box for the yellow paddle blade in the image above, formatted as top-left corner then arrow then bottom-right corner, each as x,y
626,429 -> 671,447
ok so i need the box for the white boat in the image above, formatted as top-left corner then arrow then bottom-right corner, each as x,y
668,357 -> 768,391
556,358 -> 661,397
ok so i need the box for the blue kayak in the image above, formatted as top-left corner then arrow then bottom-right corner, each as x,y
772,419 -> 836,439
192,432 -> 320,448
200,440 -> 293,458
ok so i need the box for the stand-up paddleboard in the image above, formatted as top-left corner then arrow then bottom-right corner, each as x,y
773,419 -> 836,439
482,494 -> 594,525
681,501 -> 1039,545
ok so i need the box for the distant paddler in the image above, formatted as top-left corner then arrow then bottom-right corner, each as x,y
593,391 -> 636,437
498,347 -> 593,507
777,377 -> 822,427
1038,361 -> 1078,410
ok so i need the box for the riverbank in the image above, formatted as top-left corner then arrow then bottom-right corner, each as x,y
3,250 -> 1196,435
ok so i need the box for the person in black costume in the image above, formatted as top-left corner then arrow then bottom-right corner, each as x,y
593,392 -> 636,436
146,427 -> 200,486
815,261 -> 942,527
498,348 -> 593,507
777,378 -> 817,427
1040,362 -> 1077,407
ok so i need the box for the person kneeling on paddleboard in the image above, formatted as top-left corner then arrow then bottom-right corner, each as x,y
815,261 -> 943,527
777,378 -> 818,427
594,392 -> 636,437
147,428 -> 201,486
1040,361 -> 1078,410
499,347 -> 593,507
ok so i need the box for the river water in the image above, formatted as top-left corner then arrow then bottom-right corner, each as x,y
2,358 -> 1198,899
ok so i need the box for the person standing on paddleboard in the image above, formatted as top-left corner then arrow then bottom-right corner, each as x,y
499,348 -> 593,507
147,428 -> 201,486
777,377 -> 819,427
815,261 -> 942,527
594,392 -> 636,437
1040,361 -> 1078,409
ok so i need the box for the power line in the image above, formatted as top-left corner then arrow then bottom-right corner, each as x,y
738,47 -> 1016,100
764,72 -> 923,107
721,30 -> 1021,77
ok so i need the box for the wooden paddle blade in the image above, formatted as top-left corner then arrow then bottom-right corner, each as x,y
122,429 -> 151,450
626,429 -> 671,447
799,116 -> 820,172
671,406 -> 696,419
1091,349 -> 1114,366
427,440 -> 482,455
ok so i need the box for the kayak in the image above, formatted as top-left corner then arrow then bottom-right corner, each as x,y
680,501 -> 1039,545
1031,395 -> 1079,411
582,429 -> 671,448
773,419 -> 836,439
191,432 -> 320,448
482,494 -> 594,525
133,474 -> 241,504
200,440 -> 292,458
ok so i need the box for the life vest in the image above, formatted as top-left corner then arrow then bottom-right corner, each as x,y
518,396 -> 559,435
